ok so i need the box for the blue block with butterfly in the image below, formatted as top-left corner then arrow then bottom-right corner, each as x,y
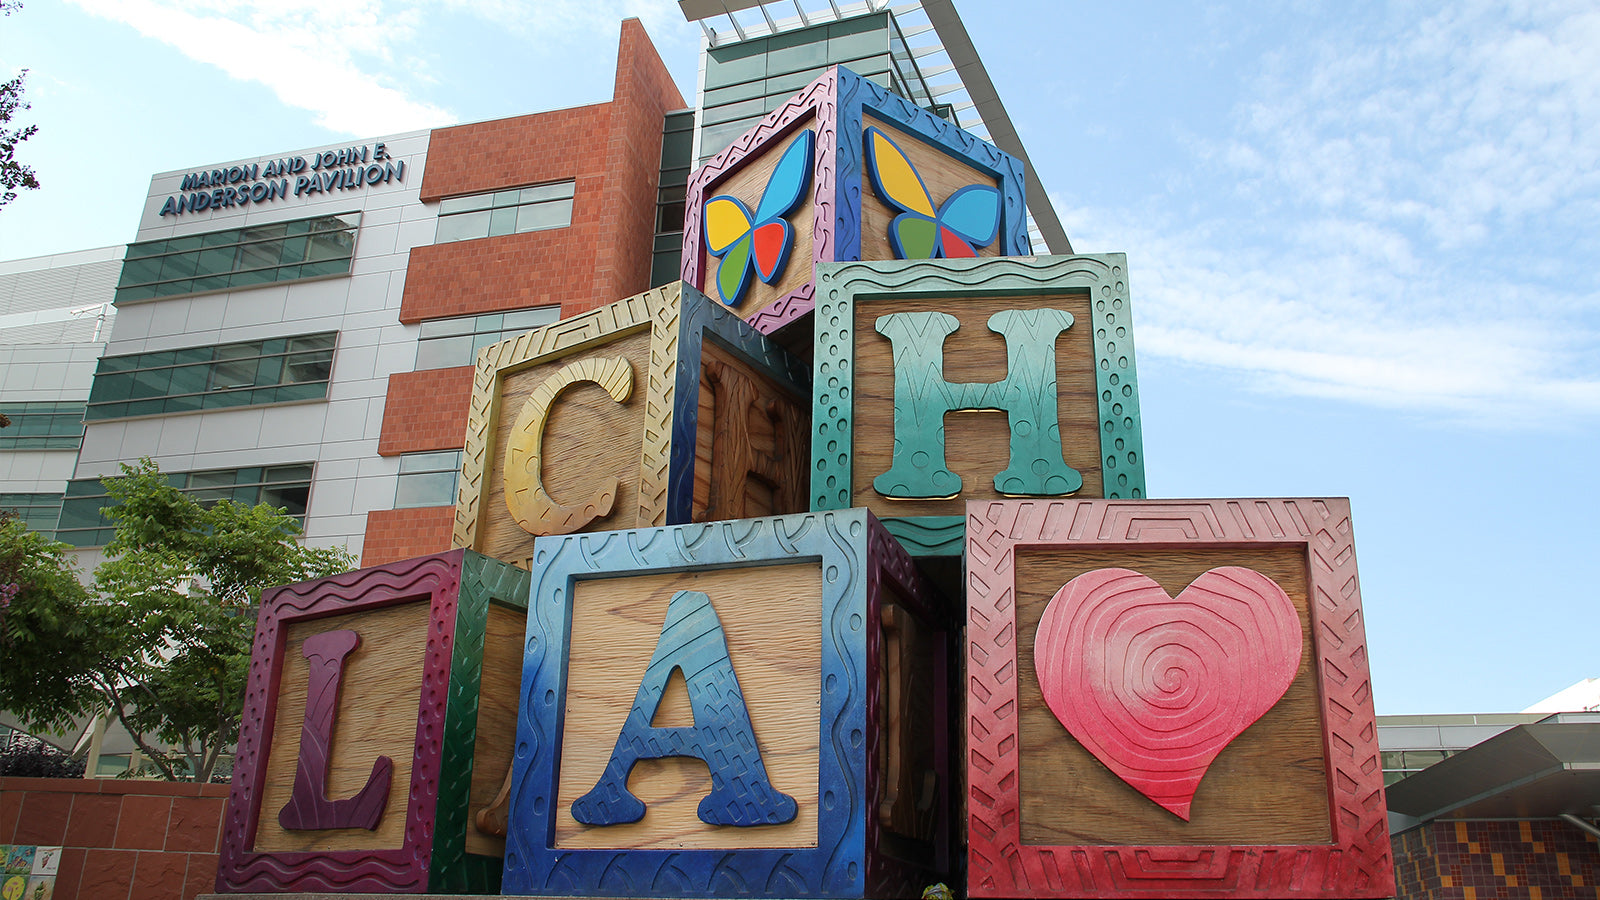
682,65 -> 1029,336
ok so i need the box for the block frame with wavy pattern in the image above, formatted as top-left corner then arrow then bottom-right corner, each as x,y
813,255 -> 1146,555
450,281 -> 809,564
501,509 -> 953,898
962,499 -> 1393,899
682,66 -> 1029,336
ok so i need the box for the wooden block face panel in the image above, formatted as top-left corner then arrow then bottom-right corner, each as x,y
859,118 -> 1002,263
850,292 -> 1101,517
480,329 -> 651,565
963,500 -> 1393,900
1014,546 -> 1329,845
703,119 -> 818,322
464,602 -> 526,858
692,339 -> 811,523
254,600 -> 429,852
556,562 -> 823,850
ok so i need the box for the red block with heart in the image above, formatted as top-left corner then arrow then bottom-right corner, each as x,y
965,499 -> 1393,900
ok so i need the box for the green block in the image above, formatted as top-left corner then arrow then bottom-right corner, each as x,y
430,550 -> 532,894
813,255 -> 1146,555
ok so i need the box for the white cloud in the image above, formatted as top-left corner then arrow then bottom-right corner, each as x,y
1061,0 -> 1600,426
66,0 -> 454,135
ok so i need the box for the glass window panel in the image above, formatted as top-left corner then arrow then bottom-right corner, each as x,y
265,464 -> 314,482
306,231 -> 354,262
515,198 -> 572,233
702,79 -> 767,108
158,253 -> 199,280
521,181 -> 575,203
239,222 -> 287,242
436,210 -> 490,243
130,368 -> 171,400
766,40 -> 829,76
278,236 -> 308,263
439,194 -> 493,215
394,471 -> 458,508
119,256 -> 163,286
166,235 -> 204,252
261,484 -> 309,516
168,364 -> 209,395
301,259 -> 350,279
493,189 -> 523,207
398,450 -> 462,474
193,274 -> 232,292
487,206 -> 518,237
503,307 -> 558,330
414,335 -> 471,370
195,247 -> 236,276
284,351 -> 332,383
706,42 -> 768,85
419,317 -> 475,339
703,96 -> 769,127
237,240 -> 281,271
125,240 -> 166,259
289,333 -> 337,352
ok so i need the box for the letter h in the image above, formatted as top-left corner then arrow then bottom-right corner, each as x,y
873,309 -> 1081,499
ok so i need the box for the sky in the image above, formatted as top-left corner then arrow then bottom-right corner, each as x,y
2,0 -> 1597,716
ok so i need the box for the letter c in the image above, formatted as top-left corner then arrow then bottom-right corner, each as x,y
503,355 -> 633,535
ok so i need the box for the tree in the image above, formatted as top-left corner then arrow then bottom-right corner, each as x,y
1,1 -> 40,208
0,460 -> 355,781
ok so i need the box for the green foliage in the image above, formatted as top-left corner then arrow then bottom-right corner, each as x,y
1,2 -> 40,208
0,513 -> 101,732
0,739 -> 86,778
1,459 -> 354,781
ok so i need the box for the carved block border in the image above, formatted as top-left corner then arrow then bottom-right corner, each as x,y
683,66 -> 1029,336
428,551 -> 532,894
812,255 -> 1147,532
963,499 -> 1393,899
217,551 -> 465,894
502,509 -> 896,898
451,284 -> 680,550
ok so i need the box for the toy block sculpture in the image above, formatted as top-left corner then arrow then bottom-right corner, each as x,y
812,254 -> 1146,555
682,66 -> 1030,335
500,509 -> 955,898
963,499 -> 1392,899
216,549 -> 530,894
451,281 -> 811,568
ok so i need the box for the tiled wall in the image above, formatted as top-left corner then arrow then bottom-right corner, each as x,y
0,777 -> 227,900
1394,819 -> 1600,900
361,504 -> 456,565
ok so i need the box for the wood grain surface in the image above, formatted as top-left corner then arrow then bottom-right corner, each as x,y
555,562 -> 823,850
254,601 -> 429,852
859,117 -> 1002,262
691,340 -> 809,522
1013,546 -> 1331,845
479,329 -> 651,565
852,292 -> 1100,517
464,603 -> 525,857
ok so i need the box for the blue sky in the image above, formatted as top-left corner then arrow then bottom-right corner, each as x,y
2,0 -> 1597,714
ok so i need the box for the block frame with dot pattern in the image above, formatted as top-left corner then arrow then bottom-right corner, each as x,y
812,255 -> 1146,555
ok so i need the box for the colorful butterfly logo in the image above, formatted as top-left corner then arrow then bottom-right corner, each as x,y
864,125 -> 1001,260
704,129 -> 815,307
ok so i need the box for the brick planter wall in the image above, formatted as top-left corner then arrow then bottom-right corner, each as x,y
0,776 -> 227,900
1394,818 -> 1600,900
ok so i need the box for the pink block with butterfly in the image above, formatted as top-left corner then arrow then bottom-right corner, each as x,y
682,65 -> 1030,337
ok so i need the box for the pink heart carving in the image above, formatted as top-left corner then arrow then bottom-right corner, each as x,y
1033,566 -> 1302,820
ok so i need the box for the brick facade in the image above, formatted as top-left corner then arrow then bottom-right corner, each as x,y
0,776 -> 228,900
368,18 -> 683,566
360,504 -> 456,565
376,366 -> 475,456
1394,819 -> 1600,900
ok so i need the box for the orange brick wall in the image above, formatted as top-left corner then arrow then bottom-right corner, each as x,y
376,366 -> 475,456
0,776 -> 228,900
1393,818 -> 1600,900
399,21 -> 683,325
361,505 -> 456,565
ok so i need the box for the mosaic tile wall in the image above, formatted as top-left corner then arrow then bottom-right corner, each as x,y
1394,819 -> 1600,900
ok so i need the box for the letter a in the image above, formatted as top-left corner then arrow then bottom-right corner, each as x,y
571,590 -> 797,827
278,629 -> 393,830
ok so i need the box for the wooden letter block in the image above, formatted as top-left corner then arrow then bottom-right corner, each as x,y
451,281 -> 811,568
217,549 -> 531,894
813,255 -> 1146,555
682,65 -> 1029,336
501,509 -> 955,898
963,499 -> 1393,900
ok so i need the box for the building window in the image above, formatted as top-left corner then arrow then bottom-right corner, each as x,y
651,110 -> 695,288
1381,748 -> 1455,786
0,402 -> 86,449
56,463 -> 314,547
394,450 -> 462,508
435,181 -> 575,244
0,493 -> 65,537
414,308 -> 560,370
115,213 -> 360,303
86,332 -> 336,421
